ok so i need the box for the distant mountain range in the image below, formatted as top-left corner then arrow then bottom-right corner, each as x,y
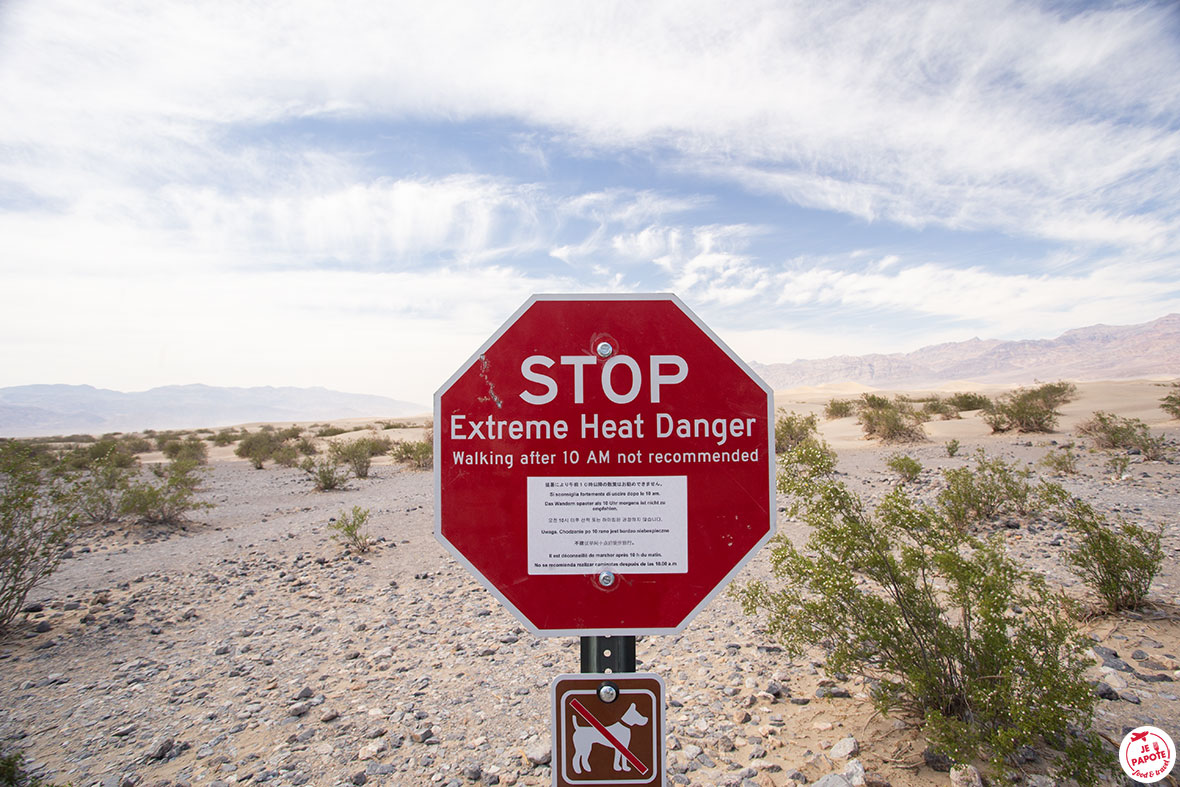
0,384 -> 426,438
5,314 -> 1177,436
751,313 -> 1180,391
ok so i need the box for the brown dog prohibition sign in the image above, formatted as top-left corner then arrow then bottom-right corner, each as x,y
551,674 -> 665,786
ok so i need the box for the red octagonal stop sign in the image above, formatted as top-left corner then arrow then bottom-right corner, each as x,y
434,294 -> 774,636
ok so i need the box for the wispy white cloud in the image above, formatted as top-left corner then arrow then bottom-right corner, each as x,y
558,190 -> 704,227
167,175 -> 550,268
771,261 -> 1170,324
0,174 -> 553,275
1,0 -> 1178,399
5,0 -> 1176,247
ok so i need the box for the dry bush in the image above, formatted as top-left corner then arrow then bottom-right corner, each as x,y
738,442 -> 1108,785
1160,381 -> 1180,419
774,410 -> 819,453
330,505 -> 372,553
984,382 -> 1076,433
1077,411 -> 1167,460
823,398 -> 855,419
857,396 -> 926,443
392,440 -> 433,470
1060,499 -> 1163,612
301,456 -> 351,490
119,460 -> 210,525
1,442 -> 80,631
885,453 -> 921,482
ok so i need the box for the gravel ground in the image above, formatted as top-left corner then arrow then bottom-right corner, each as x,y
2,415 -> 1179,787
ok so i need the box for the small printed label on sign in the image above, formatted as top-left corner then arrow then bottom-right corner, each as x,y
527,476 -> 688,575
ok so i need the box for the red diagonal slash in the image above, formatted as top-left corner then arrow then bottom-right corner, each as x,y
569,698 -> 649,776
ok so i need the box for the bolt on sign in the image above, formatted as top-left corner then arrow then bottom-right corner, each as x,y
551,674 -> 665,786
434,293 -> 776,635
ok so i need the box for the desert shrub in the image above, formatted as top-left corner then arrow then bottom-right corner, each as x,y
379,420 -> 412,430
272,444 -> 300,467
1039,443 -> 1079,475
946,392 -> 991,412
945,439 -> 960,458
118,435 -> 154,454
1,747 -> 68,786
1061,499 -> 1162,612
858,397 -> 926,443
368,436 -> 393,454
939,465 -> 1006,528
860,393 -> 890,409
1105,454 -> 1131,480
774,410 -> 820,453
301,456 -> 351,490
392,440 -> 434,470
212,428 -> 244,446
119,460 -> 209,525
332,437 -> 394,478
161,436 -> 209,465
235,431 -> 283,469
1161,382 -> 1180,419
330,505 -> 372,553
152,430 -> 188,451
98,440 -> 139,468
274,426 -> 301,441
920,397 -> 959,420
823,398 -> 855,419
779,432 -> 838,478
76,448 -> 136,524
885,453 -> 922,482
984,381 -> 1077,433
58,433 -> 97,443
0,441 -> 54,472
773,437 -> 840,523
60,438 -> 137,471
737,463 -> 1107,784
1,443 -> 80,632
1077,411 -> 1166,460
770,411 -> 837,471
331,440 -> 373,479
296,437 -> 318,456
937,450 -> 1054,530
315,426 -> 348,438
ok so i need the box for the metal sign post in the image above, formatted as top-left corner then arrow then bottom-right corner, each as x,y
435,293 -> 775,785
580,636 -> 636,674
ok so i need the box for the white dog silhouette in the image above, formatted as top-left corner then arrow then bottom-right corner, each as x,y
571,701 -> 649,774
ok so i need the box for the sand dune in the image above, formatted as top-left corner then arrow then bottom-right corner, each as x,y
775,378 -> 1178,452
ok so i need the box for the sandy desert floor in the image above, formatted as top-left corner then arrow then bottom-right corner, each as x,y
1,381 -> 1178,787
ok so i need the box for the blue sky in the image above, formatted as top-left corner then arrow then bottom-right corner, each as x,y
1,0 -> 1178,405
